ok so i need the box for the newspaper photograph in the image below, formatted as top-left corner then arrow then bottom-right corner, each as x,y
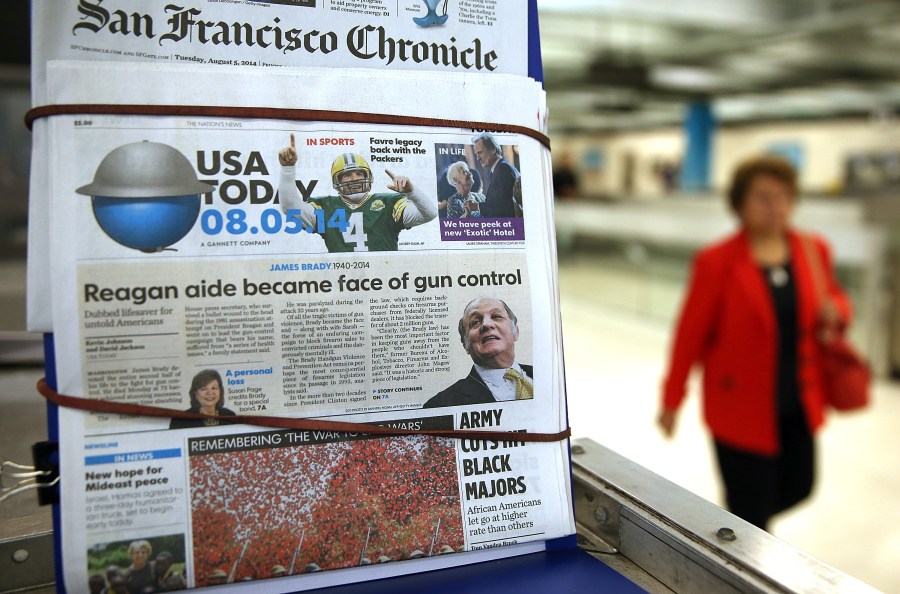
186,429 -> 464,582
44,107 -> 573,590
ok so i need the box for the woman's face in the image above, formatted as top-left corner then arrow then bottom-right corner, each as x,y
130,547 -> 149,569
738,173 -> 795,236
196,379 -> 221,412
451,170 -> 474,196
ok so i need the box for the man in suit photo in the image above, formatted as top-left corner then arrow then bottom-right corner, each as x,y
470,132 -> 521,218
423,297 -> 533,408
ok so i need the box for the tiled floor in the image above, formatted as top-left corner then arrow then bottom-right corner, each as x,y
560,254 -> 900,593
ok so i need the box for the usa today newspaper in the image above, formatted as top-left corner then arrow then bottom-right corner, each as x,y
41,65 -> 572,592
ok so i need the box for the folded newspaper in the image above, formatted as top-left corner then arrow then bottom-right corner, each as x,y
31,3 -> 573,592
29,0 -> 534,332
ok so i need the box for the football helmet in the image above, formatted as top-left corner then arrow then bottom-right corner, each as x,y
331,153 -> 373,196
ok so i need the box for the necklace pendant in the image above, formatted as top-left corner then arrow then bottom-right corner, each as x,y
769,266 -> 788,287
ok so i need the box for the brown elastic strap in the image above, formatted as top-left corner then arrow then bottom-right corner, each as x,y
25,104 -> 551,149
37,378 -> 570,443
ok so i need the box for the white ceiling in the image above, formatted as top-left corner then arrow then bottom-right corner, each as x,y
536,0 -> 900,132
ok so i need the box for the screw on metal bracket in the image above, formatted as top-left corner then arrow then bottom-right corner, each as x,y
716,527 -> 737,542
12,549 -> 30,563
571,445 -> 585,455
594,507 -> 609,523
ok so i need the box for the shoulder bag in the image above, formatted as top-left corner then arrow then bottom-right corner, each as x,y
800,234 -> 871,411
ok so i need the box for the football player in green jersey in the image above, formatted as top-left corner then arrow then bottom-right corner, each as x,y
278,134 -> 437,252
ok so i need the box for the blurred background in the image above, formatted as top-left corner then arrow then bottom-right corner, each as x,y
0,1 -> 898,592
540,1 -> 900,592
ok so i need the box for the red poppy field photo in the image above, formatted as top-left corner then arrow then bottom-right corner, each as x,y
188,433 -> 463,586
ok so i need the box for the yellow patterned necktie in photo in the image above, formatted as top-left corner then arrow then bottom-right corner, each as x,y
504,368 -> 534,400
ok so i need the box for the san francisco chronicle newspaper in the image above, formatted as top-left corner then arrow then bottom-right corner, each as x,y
41,66 -> 573,591
29,0 -> 532,331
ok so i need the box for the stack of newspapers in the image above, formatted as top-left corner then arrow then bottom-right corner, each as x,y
29,1 -> 572,591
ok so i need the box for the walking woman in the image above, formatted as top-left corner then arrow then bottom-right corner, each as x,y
657,156 -> 851,530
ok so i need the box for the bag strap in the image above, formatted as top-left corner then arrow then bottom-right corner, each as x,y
799,232 -> 826,302
800,232 -> 846,342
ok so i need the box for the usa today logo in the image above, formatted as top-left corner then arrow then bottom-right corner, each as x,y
76,141 -> 214,253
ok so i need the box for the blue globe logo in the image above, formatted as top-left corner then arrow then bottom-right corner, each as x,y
76,141 -> 214,253
413,0 -> 449,27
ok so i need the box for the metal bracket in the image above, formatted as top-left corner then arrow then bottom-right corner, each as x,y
0,514 -> 54,594
573,468 -> 621,554
571,438 -> 880,594
0,442 -> 59,506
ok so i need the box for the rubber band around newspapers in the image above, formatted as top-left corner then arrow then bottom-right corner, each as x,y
37,379 -> 571,443
24,104 -> 551,150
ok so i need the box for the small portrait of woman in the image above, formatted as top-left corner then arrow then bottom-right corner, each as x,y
124,540 -> 154,594
169,369 -> 236,429
445,161 -> 486,219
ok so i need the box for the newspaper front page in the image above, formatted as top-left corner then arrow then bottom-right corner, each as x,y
29,0 -> 532,331
43,63 -> 573,592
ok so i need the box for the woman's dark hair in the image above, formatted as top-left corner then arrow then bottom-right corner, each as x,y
727,156 -> 797,212
189,369 -> 225,411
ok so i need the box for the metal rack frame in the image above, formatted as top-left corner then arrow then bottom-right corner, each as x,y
1,437 -> 881,593
571,438 -> 879,594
